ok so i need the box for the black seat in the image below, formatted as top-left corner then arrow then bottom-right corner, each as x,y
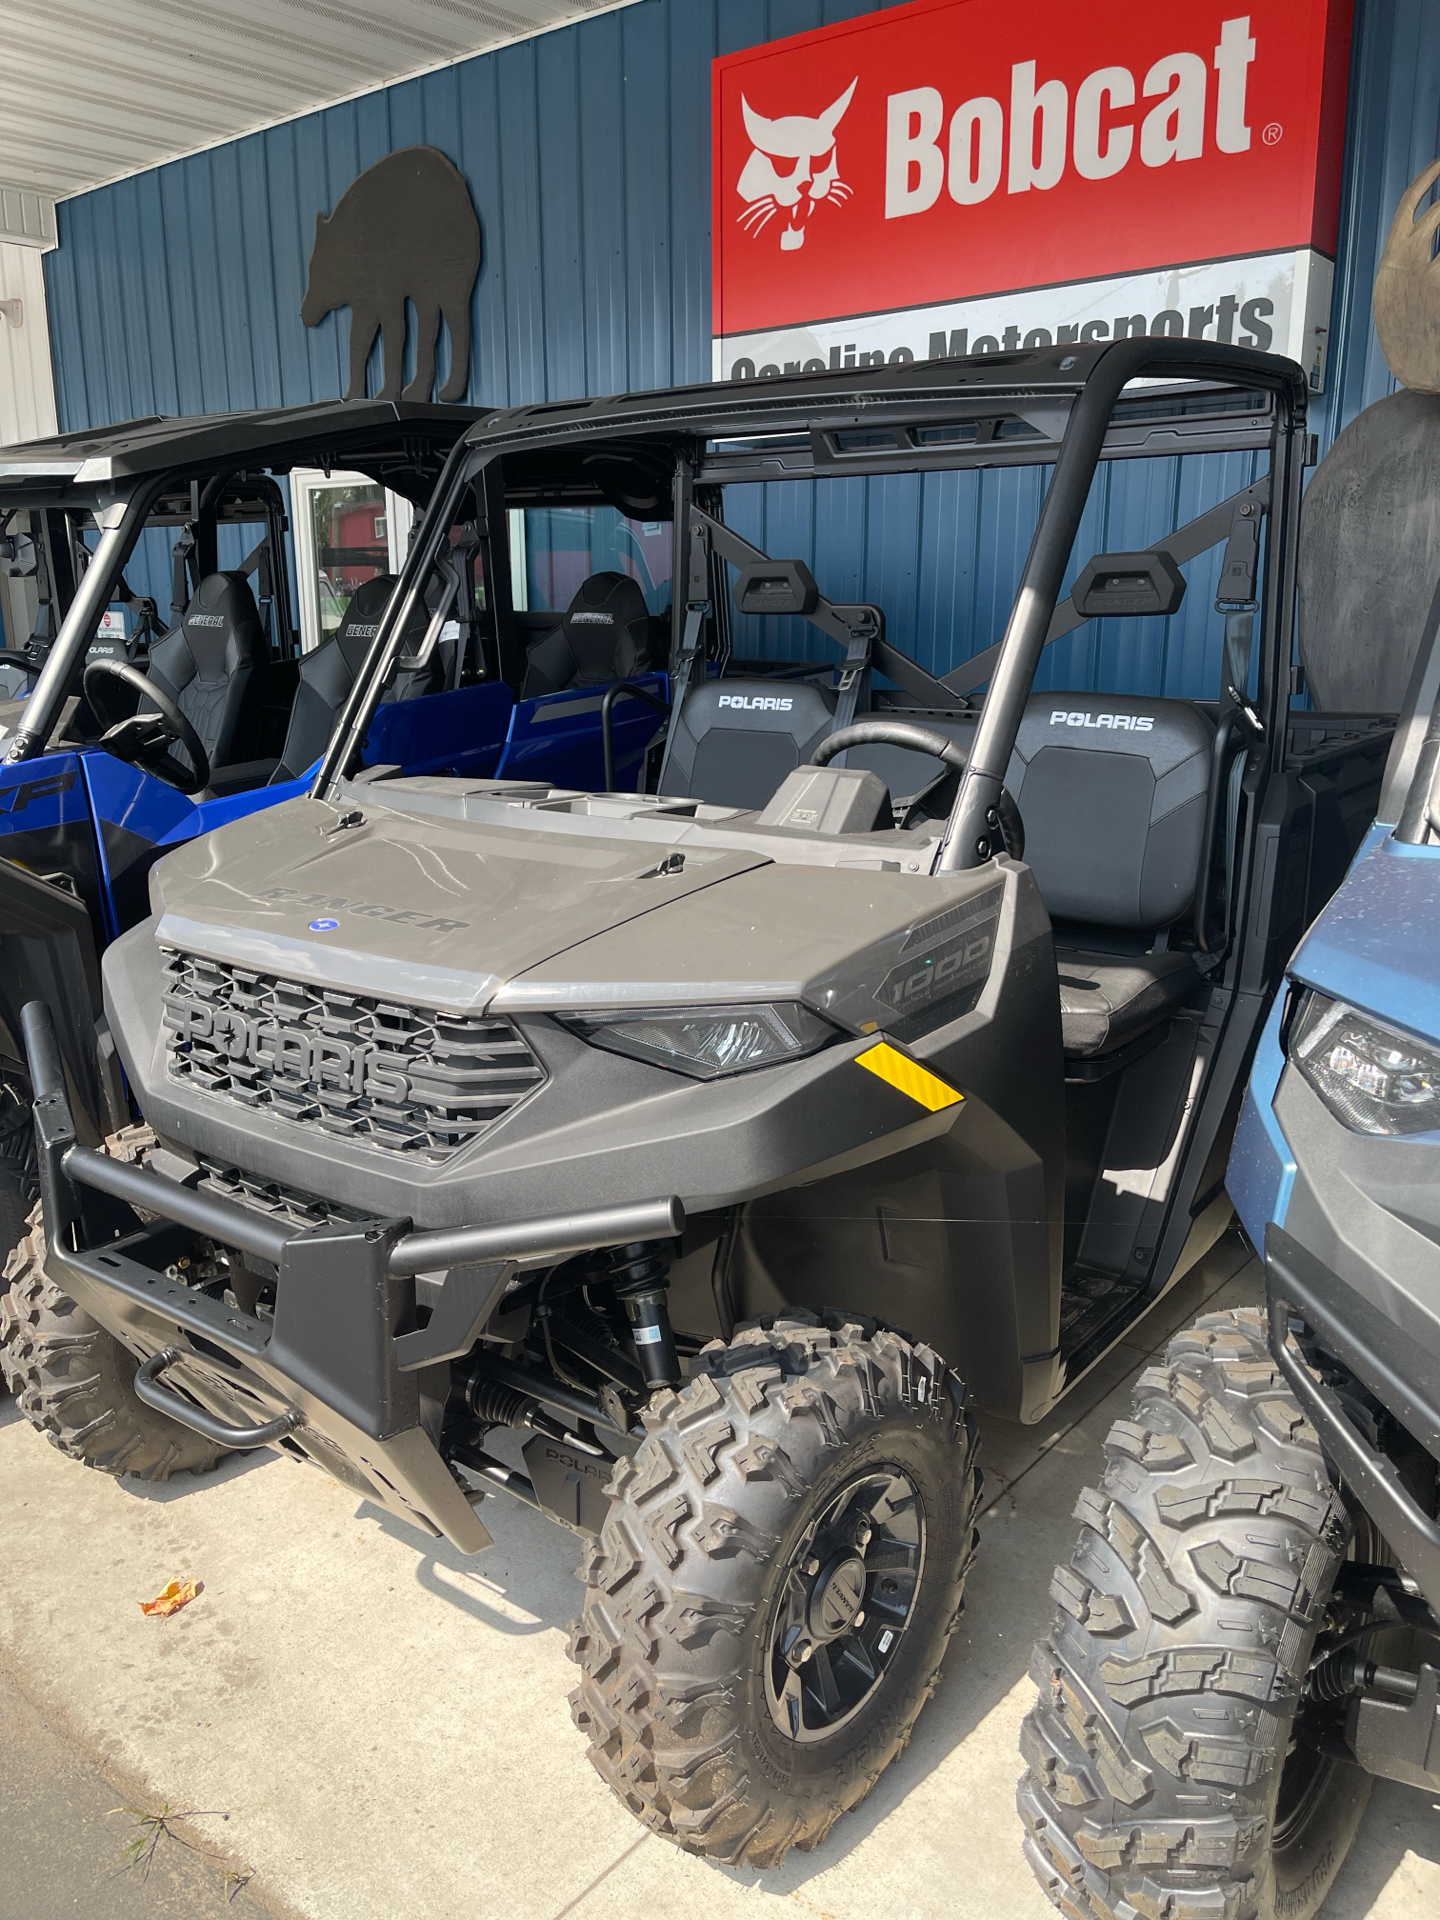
144,572 -> 268,775
661,678 -> 839,810
521,571 -> 655,697
269,575 -> 442,784
1003,693 -> 1215,1058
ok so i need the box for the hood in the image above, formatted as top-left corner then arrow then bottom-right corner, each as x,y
149,796 -> 772,1012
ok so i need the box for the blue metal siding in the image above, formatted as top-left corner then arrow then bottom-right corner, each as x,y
725,446 -> 1266,697
40,0 -> 1440,695
45,0 -> 905,425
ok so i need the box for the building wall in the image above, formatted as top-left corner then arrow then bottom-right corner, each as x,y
44,0 -> 904,426
33,0 -> 1440,692
0,242 -> 58,447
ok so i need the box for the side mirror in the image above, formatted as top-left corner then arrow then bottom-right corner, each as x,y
732,557 -> 819,617
1072,551 -> 1186,618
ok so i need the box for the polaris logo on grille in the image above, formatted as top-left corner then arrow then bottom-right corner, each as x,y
1050,710 -> 1153,732
160,952 -> 545,1160
718,694 -> 794,711
164,997 -> 410,1101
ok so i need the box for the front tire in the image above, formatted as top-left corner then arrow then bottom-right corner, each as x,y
567,1312 -> 981,1866
1019,1307 -> 1369,1920
1,1206 -> 227,1481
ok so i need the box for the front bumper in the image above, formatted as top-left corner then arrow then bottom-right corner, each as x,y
21,1001 -> 681,1556
1265,1222 -> 1440,1615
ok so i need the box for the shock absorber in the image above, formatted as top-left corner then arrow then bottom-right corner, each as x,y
610,1241 -> 682,1390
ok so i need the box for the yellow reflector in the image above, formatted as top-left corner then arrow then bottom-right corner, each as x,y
854,1042 -> 963,1113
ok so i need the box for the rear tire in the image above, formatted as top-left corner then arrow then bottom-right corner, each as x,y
567,1311 -> 981,1866
1,1205 -> 227,1481
1018,1306 -> 1369,1920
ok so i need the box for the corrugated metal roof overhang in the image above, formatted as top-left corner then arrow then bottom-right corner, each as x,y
0,0 -> 636,208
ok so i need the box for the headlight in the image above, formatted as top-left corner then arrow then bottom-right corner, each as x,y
1289,991 -> 1440,1136
560,1001 -> 839,1080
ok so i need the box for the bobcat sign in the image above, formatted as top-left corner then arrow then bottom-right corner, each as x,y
712,0 -> 1353,388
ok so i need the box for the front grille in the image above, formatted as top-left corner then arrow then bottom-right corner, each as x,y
161,950 -> 545,1161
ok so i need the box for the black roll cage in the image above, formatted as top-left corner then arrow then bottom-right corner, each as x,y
1,403 -> 481,767
314,337 -> 1307,874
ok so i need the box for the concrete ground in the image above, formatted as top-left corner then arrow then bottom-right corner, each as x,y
1,1230 -> 1436,1920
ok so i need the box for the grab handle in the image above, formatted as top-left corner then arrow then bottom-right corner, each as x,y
600,679 -> 669,792
134,1348 -> 301,1449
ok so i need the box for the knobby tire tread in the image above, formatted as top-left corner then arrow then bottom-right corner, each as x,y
0,1127 -> 225,1481
1018,1306 -> 1366,1920
566,1311 -> 981,1866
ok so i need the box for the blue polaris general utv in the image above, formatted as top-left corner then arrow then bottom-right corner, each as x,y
1020,580 -> 1440,1912
0,401 -> 672,1258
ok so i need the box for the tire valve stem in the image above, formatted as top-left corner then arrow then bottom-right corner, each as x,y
611,1241 -> 682,1391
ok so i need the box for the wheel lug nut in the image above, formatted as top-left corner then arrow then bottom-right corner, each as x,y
802,1556 -> 820,1576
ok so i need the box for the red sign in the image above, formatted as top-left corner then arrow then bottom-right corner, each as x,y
712,0 -> 1352,383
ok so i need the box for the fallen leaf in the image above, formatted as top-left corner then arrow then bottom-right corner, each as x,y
139,1578 -> 202,1618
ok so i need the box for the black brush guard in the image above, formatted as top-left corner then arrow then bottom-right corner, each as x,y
20,1001 -> 683,1554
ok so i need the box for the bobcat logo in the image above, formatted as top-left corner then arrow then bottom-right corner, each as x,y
736,80 -> 856,251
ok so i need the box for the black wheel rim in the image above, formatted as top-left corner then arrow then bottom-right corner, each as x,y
1273,1732 -> 1339,1850
763,1467 -> 925,1744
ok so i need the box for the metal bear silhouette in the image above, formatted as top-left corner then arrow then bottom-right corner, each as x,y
301,146 -> 481,403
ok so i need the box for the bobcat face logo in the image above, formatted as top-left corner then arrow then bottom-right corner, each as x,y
736,80 -> 856,252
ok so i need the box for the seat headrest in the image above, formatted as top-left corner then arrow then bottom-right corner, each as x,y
664,678 -> 839,809
332,574 -> 400,675
180,572 -> 264,674
560,570 -> 651,684
1006,693 -> 1215,929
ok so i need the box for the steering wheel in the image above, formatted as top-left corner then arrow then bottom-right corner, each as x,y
812,720 -> 1025,860
82,658 -> 211,794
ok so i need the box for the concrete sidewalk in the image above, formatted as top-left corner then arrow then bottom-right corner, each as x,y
2,1232 -> 1436,1920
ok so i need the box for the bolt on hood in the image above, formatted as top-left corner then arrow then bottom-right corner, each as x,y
149,796 -> 774,1013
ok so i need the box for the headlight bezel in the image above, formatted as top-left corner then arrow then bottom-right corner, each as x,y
558,999 -> 842,1081
1288,989 -> 1440,1139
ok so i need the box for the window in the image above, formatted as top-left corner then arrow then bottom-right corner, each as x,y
289,469 -> 415,652
519,506 -> 672,617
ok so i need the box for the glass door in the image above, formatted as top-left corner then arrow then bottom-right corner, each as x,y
290,469 -> 414,653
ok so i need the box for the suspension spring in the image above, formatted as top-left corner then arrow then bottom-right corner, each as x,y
609,1240 -> 682,1391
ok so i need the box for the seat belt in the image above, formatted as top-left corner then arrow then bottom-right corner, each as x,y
655,509 -> 715,794
448,525 -> 483,687
1215,495 -> 1264,740
829,606 -> 878,738
1202,492 -> 1268,958
112,574 -> 163,659
655,596 -> 709,796
170,526 -> 197,625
